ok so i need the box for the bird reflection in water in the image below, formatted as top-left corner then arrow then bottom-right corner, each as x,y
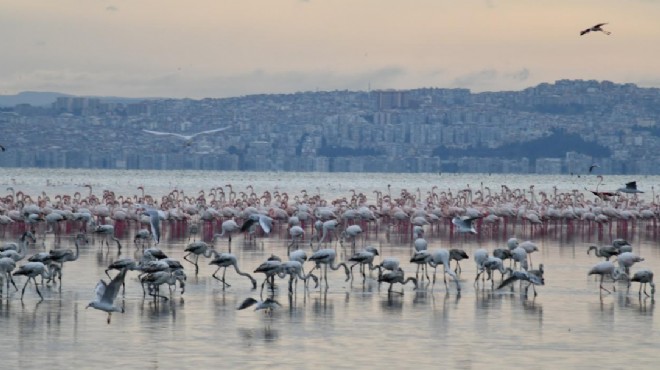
312,290 -> 334,318
380,294 -> 404,313
412,288 -> 434,306
617,292 -> 655,314
139,297 -> 180,322
238,326 -> 280,345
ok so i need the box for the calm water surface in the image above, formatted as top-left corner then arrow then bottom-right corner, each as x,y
0,169 -> 659,369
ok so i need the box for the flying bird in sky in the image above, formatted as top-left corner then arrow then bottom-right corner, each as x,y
142,126 -> 233,146
589,164 -> 599,173
580,23 -> 611,36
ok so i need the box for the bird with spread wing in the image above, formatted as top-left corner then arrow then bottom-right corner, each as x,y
580,23 -> 611,36
142,126 -> 233,146
87,268 -> 127,324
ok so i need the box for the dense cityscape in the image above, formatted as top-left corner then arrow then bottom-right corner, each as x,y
1,79 -> 659,174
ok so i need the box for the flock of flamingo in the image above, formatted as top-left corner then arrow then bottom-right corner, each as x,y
0,179 -> 657,322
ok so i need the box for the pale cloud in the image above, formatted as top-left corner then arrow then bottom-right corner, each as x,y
507,68 -> 530,82
452,70 -> 499,89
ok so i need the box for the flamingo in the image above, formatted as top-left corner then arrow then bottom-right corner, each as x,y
427,249 -> 461,292
449,248 -> 469,275
12,261 -> 56,301
340,224 -> 363,251
254,259 -> 282,295
183,241 -> 218,274
0,257 -> 18,295
287,225 -> 305,254
104,258 -> 141,295
209,253 -> 257,289
86,268 -> 127,324
410,250 -> 432,282
93,224 -> 122,252
0,232 -> 35,262
587,245 -> 620,261
308,248 -> 350,289
373,257 -> 400,278
276,260 -> 319,293
628,269 -> 655,298
616,252 -> 644,276
48,233 -> 86,288
348,246 -> 379,282
588,261 -> 625,295
377,268 -> 417,294
140,270 -> 185,301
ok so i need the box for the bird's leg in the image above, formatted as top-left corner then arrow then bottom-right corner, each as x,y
20,279 -> 31,300
194,255 -> 200,275
600,275 -> 611,294
107,313 -> 112,324
34,278 -> 44,301
222,268 -> 231,288
8,274 -> 18,291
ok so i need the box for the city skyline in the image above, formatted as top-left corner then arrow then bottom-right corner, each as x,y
2,1 -> 660,99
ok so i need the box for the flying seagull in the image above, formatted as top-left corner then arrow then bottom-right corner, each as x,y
588,164 -> 599,173
451,216 -> 482,234
142,126 -> 233,145
86,268 -> 127,324
237,297 -> 281,315
580,23 -> 611,36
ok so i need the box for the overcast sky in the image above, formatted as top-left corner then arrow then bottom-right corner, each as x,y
1,0 -> 659,99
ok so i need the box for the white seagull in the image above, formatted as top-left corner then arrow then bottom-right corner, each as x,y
87,268 -> 127,324
451,216 -> 481,234
142,126 -> 233,145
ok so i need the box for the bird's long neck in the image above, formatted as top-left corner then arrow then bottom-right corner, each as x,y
203,248 -> 218,258
234,262 -> 256,282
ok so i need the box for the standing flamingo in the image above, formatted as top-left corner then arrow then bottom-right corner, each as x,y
308,248 -> 350,290
183,241 -> 218,275
209,253 -> 257,289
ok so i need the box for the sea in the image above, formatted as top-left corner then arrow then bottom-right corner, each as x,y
0,168 -> 659,369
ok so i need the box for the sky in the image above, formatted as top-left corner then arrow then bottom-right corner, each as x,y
1,0 -> 659,99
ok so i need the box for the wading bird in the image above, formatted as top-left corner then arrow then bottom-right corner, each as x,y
628,269 -> 655,298
209,253 -> 257,289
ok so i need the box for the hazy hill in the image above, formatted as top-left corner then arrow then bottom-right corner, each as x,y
0,91 -> 157,107
0,91 -> 72,107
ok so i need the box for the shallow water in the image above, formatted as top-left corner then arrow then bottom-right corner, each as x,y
0,169 -> 659,369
